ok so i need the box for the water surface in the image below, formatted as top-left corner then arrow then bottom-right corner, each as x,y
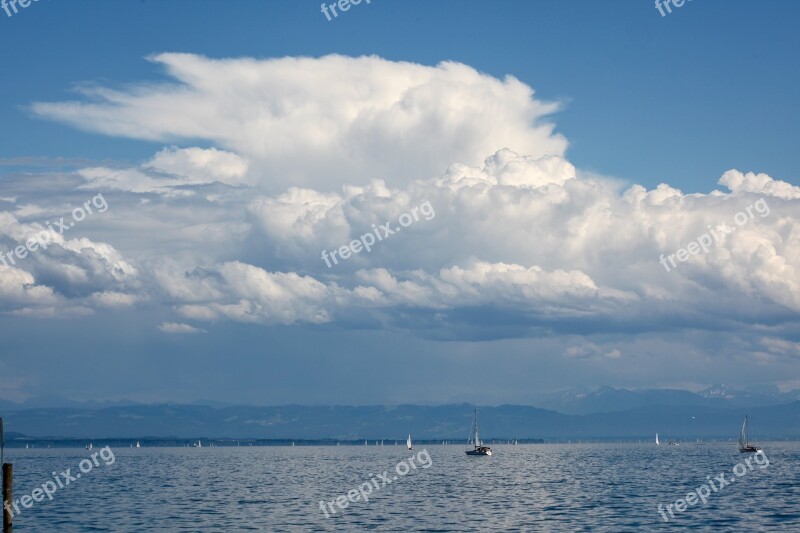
5,442 -> 799,531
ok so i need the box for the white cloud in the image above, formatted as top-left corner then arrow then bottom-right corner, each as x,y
0,265 -> 59,307
565,343 -> 623,360
5,54 -> 798,348
77,147 -> 249,196
158,322 -> 206,334
0,208 -> 141,316
89,291 -> 140,308
32,53 -> 567,191
166,261 -> 344,325
145,146 -> 249,185
719,170 -> 800,199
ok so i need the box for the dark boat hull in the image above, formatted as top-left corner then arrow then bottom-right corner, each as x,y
739,445 -> 761,453
466,446 -> 492,456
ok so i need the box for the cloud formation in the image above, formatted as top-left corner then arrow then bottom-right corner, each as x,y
32,53 -> 566,191
158,322 -> 206,334
1,54 -> 796,362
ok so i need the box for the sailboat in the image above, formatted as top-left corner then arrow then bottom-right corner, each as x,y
407,434 -> 413,451
655,433 -> 659,446
135,441 -> 141,448
465,409 -> 492,456
86,443 -> 93,450
738,416 -> 761,453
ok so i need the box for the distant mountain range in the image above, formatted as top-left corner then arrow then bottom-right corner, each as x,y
0,395 -> 139,411
532,384 -> 800,415
4,384 -> 795,414
1,385 -> 800,440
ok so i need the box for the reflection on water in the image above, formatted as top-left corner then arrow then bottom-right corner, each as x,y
5,442 -> 800,531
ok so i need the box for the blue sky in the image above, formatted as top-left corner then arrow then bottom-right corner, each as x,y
2,0 -> 798,190
0,0 -> 799,405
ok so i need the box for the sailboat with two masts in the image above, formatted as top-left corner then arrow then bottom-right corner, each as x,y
738,416 -> 761,453
465,409 -> 492,456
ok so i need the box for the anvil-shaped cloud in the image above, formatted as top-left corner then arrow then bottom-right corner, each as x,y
1,54 -> 796,365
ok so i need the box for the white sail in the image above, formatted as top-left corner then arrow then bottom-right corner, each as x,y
739,416 -> 748,448
465,409 -> 492,455
655,433 -> 659,445
407,434 -> 412,450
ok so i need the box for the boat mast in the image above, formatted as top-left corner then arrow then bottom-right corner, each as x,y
474,409 -> 480,448
740,416 -> 749,447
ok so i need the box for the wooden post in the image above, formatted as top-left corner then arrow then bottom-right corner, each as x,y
2,463 -> 11,533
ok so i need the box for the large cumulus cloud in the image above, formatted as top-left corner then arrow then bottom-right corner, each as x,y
31,53 -> 567,191
1,54 -> 796,355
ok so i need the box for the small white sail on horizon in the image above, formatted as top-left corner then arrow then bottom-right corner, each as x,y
407,434 -> 413,450
655,433 -> 659,446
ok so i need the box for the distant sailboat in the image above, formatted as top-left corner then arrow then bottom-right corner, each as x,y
738,416 -> 761,453
86,443 -> 93,450
655,433 -> 659,446
465,409 -> 492,456
407,434 -> 413,451
135,441 -> 140,448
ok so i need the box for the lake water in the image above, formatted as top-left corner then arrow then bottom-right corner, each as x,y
4,442 -> 799,531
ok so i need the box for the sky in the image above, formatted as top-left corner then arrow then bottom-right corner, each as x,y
0,0 -> 799,405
